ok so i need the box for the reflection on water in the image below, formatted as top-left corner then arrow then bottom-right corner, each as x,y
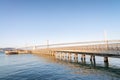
0,52 -> 120,80
39,54 -> 120,75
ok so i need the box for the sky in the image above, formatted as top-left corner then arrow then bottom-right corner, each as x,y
0,0 -> 120,48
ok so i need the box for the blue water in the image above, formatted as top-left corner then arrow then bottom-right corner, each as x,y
0,52 -> 120,80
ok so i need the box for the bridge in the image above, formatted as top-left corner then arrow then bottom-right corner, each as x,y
22,40 -> 120,63
7,40 -> 120,66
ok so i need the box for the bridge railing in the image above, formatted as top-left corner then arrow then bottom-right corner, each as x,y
19,40 -> 120,52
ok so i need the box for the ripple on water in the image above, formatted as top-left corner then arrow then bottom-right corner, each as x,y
0,53 -> 120,80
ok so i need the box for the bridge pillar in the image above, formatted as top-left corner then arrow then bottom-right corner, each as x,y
54,52 -> 57,57
90,55 -> 96,67
90,55 -> 95,61
52,51 -> 55,56
62,53 -> 64,59
59,52 -> 61,58
62,52 -> 65,59
81,54 -> 86,61
104,61 -> 109,68
56,52 -> 58,58
74,54 -> 78,62
60,52 -> 62,60
57,52 -> 60,58
64,53 -> 66,59
50,51 -> 51,56
81,54 -> 83,60
81,54 -> 86,64
104,56 -> 108,62
93,55 -> 96,67
81,54 -> 85,63
65,53 -> 68,59
90,55 -> 93,61
51,51 -> 53,56
68,53 -> 72,61
93,55 -> 95,61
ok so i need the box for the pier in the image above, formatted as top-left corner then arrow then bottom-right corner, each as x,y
5,49 -> 31,55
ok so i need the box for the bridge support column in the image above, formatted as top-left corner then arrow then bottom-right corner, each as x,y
93,55 -> 96,67
50,52 -> 52,56
54,52 -> 57,57
81,54 -> 86,61
93,55 -> 95,61
81,54 -> 83,60
90,55 -> 96,67
90,55 -> 95,61
58,52 -> 59,57
50,51 -> 52,56
74,54 -> 78,62
104,56 -> 108,62
104,56 -> 109,68
56,52 -> 59,58
90,55 -> 93,61
81,54 -> 86,64
65,53 -> 67,60
51,52 -> 53,56
62,53 -> 64,59
53,51 -> 55,56
64,53 -> 66,59
68,53 -> 72,61
63,53 -> 65,59
58,52 -> 61,58
60,52 -> 62,60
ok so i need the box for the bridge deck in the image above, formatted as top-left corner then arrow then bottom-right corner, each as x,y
56,50 -> 120,58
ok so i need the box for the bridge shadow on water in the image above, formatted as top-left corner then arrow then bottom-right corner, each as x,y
34,54 -> 120,78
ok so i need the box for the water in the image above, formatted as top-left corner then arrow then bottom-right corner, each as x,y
0,52 -> 120,80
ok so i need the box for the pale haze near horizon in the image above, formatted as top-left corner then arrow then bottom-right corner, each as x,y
0,0 -> 120,48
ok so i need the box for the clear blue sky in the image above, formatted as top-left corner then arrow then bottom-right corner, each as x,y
0,0 -> 120,48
